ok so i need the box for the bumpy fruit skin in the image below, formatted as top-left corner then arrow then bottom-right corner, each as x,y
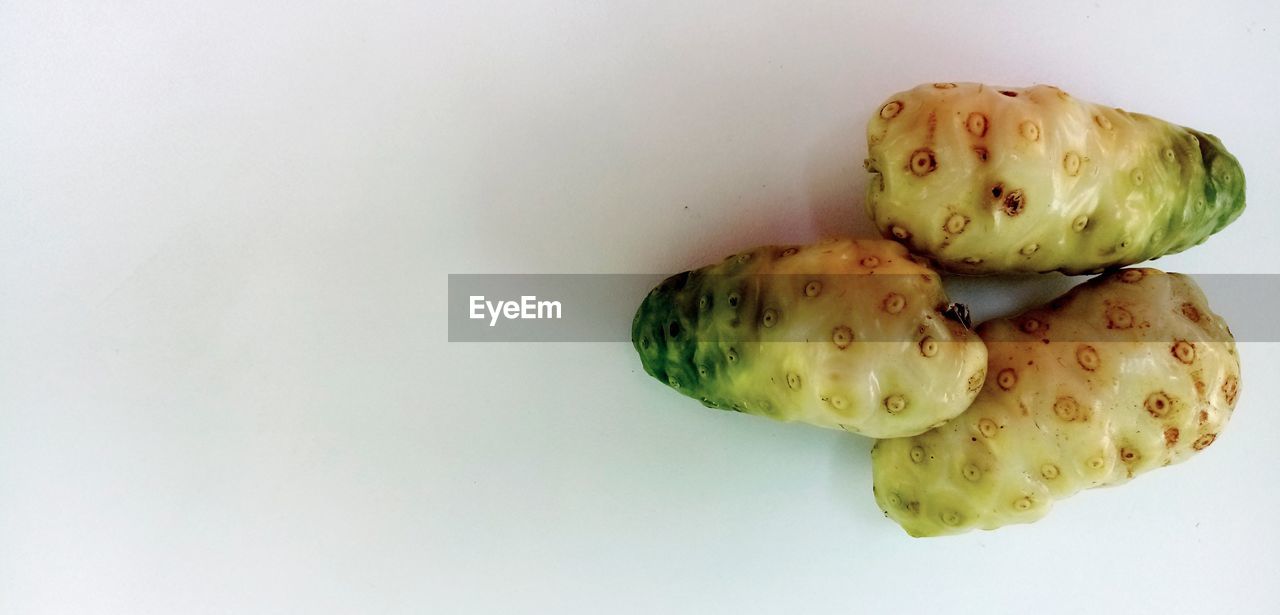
872,269 -> 1240,537
632,239 -> 988,438
865,83 -> 1246,274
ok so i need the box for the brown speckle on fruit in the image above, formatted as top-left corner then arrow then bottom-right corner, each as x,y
999,90 -> 1018,97
883,293 -> 906,314
1193,433 -> 1217,450
832,326 -> 853,350
967,369 -> 985,393
1144,392 -> 1172,418
1223,376 -> 1239,405
909,148 -> 937,176
945,213 -> 969,234
884,395 -> 907,414
880,100 -> 903,119
1172,340 -> 1196,364
1181,303 -> 1202,322
1076,345 -> 1100,371
1164,427 -> 1180,446
1120,447 -> 1139,463
997,368 -> 1018,390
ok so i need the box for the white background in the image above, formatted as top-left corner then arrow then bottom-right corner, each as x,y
3,1 -> 1279,613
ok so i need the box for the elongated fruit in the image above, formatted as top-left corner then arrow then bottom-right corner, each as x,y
865,83 -> 1245,274
872,269 -> 1240,536
632,239 -> 988,438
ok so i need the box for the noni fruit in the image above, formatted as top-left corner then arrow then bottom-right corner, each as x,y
871,268 -> 1240,536
632,239 -> 988,438
865,83 -> 1245,274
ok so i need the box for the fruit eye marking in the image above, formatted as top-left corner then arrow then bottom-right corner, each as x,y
965,112 -> 988,137
908,148 -> 937,176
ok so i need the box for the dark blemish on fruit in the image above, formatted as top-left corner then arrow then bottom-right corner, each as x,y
1002,190 -> 1026,216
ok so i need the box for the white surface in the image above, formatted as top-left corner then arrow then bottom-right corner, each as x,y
3,1 -> 1280,613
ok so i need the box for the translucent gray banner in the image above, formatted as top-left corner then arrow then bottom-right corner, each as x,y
448,274 -> 1279,342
